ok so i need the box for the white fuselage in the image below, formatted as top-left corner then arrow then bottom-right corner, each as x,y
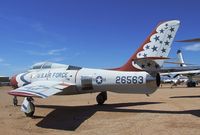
16,68 -> 159,95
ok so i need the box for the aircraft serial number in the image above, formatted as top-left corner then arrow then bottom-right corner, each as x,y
116,76 -> 144,84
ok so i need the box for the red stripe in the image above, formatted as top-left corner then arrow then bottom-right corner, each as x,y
8,91 -> 40,98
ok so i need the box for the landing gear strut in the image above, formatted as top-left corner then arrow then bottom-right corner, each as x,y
21,97 -> 35,117
96,92 -> 107,105
13,96 -> 18,106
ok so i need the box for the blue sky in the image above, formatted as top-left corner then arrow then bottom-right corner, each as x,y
0,0 -> 200,76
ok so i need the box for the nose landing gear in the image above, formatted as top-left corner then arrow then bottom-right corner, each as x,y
21,97 -> 35,117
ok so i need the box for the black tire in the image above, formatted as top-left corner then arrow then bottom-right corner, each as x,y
96,92 -> 107,105
25,102 -> 35,117
96,94 -> 105,105
192,82 -> 196,87
187,82 -> 196,87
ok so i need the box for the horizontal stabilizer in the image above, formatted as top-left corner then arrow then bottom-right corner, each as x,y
164,61 -> 194,65
133,57 -> 170,61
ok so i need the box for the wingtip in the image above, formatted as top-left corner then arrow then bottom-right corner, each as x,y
8,90 -> 14,95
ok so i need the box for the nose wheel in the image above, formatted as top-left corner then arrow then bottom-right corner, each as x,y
21,97 -> 35,117
96,92 -> 107,105
25,101 -> 35,117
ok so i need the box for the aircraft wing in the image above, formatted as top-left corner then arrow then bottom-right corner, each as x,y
8,81 -> 73,98
160,66 -> 200,72
160,69 -> 200,76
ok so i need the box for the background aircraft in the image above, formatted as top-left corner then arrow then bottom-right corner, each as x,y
8,20 -> 180,117
177,38 -> 200,42
161,74 -> 188,88
161,49 -> 200,87
0,76 -> 10,86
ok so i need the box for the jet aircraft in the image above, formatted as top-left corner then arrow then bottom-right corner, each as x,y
8,20 -> 180,117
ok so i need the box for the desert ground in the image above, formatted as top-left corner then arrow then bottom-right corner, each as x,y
0,85 -> 199,135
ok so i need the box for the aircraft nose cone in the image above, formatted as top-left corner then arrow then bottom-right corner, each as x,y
10,75 -> 18,89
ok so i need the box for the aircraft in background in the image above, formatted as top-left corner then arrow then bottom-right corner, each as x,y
0,76 -> 10,86
161,49 -> 200,87
8,20 -> 180,117
177,38 -> 200,42
161,74 -> 188,88
161,50 -> 189,87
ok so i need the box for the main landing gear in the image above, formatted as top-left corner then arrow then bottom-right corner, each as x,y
187,76 -> 197,87
13,96 -> 18,106
21,97 -> 35,117
187,81 -> 196,87
96,92 -> 107,105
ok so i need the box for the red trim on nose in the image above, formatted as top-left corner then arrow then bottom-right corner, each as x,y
10,75 -> 18,88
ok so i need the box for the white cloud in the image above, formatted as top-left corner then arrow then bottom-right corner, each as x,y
31,22 -> 47,33
48,48 -> 67,55
27,48 -> 67,56
183,43 -> 200,51
15,40 -> 51,48
0,58 -> 11,67
0,58 -> 4,62
75,52 -> 81,56
26,51 -> 48,56
0,14 -> 46,33
0,13 -> 68,44
2,63 -> 11,66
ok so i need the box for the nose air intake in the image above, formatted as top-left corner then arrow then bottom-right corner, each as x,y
10,75 -> 18,89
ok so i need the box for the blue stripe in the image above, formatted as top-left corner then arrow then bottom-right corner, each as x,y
20,73 -> 31,85
22,104 -> 27,110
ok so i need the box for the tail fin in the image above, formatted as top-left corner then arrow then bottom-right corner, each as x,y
177,50 -> 187,67
118,20 -> 180,71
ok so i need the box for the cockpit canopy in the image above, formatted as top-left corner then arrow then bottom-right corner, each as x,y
30,62 -> 82,70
